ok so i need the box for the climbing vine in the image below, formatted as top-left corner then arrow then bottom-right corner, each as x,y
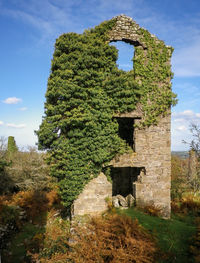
133,28 -> 177,126
36,17 -> 177,208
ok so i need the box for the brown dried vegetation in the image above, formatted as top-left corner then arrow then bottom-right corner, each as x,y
33,213 -> 158,263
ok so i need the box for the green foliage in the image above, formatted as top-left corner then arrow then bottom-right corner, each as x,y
0,204 -> 20,226
134,28 -> 177,126
0,136 -> 9,172
0,137 -> 12,194
7,136 -> 18,156
36,18 -> 176,208
0,159 -> 9,173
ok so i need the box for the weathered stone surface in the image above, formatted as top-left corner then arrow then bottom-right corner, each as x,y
112,196 -> 120,208
112,114 -> 171,218
116,195 -> 128,207
72,173 -> 112,217
126,194 -> 135,207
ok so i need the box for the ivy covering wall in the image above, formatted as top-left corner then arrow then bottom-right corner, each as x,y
36,17 -> 177,208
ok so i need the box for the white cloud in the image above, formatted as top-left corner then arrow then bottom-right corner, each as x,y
6,123 -> 26,129
19,107 -> 27,111
171,109 -> 200,150
119,64 -> 132,69
176,125 -> 187,131
3,97 -> 22,104
174,118 -> 185,123
172,110 -> 200,120
0,121 -> 3,126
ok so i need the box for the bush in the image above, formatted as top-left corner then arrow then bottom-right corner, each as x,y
171,155 -> 188,200
190,217 -> 200,263
180,195 -> 200,216
0,202 -> 23,249
27,210 -> 70,261
141,204 -> 162,217
33,213 -> 158,263
10,189 -> 61,222
172,194 -> 200,216
3,147 -> 56,194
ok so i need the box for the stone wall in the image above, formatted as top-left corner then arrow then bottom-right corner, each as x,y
72,173 -> 112,217
110,114 -> 171,218
73,14 -> 172,218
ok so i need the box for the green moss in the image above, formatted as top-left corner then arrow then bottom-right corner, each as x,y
36,17 -> 177,208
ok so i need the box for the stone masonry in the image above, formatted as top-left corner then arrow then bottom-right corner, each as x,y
72,173 -> 112,217
72,15 -> 172,218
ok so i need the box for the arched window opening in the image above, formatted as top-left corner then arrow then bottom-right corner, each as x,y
109,41 -> 134,71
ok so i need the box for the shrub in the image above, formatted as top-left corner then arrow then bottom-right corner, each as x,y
0,137 -> 13,194
27,210 -> 70,261
10,190 -> 61,222
172,194 -> 200,216
141,204 -> 162,217
180,195 -> 200,216
33,213 -> 158,263
3,147 -> 56,193
190,217 -> 200,263
171,155 -> 189,200
0,202 -> 23,249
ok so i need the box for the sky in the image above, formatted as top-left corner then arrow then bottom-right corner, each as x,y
0,0 -> 200,151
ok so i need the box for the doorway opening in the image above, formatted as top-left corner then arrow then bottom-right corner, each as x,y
111,167 -> 142,198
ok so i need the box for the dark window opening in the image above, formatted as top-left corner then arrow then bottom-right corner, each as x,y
111,167 -> 142,198
109,41 -> 134,71
116,117 -> 134,149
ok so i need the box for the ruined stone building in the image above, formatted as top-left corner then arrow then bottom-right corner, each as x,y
71,15 -> 173,219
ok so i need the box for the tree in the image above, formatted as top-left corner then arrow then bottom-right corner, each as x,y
36,20 -> 134,208
183,123 -> 200,193
0,136 -> 13,194
171,155 -> 188,199
7,136 -> 18,156
0,136 -> 8,171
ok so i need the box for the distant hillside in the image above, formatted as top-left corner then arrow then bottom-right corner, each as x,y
172,151 -> 189,159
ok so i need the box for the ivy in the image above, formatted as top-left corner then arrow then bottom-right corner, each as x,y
36,17 -> 177,208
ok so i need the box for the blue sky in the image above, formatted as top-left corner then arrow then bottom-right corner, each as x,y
0,0 -> 200,150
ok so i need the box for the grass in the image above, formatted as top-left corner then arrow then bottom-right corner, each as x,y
119,207 -> 197,263
2,222 -> 45,263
